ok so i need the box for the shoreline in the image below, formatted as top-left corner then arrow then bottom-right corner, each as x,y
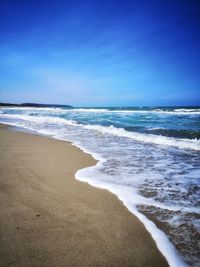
0,123 -> 169,266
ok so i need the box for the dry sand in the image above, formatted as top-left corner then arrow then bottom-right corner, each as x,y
0,124 -> 169,267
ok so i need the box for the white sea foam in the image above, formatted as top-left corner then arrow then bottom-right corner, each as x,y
174,108 -> 200,113
76,166 -> 188,267
71,107 -> 200,114
83,124 -> 200,151
73,109 -> 200,115
156,111 -> 200,115
147,126 -> 164,130
0,113 -> 77,126
0,113 -> 200,151
72,108 -> 109,112
2,106 -> 200,115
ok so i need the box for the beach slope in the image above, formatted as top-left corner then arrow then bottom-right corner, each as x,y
0,124 -> 168,267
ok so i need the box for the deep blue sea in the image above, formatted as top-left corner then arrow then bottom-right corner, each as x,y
0,106 -> 199,267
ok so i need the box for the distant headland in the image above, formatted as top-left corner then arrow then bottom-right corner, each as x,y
0,103 -> 73,108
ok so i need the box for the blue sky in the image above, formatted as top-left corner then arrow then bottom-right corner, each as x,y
0,0 -> 200,106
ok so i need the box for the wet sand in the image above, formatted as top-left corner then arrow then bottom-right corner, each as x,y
0,124 -> 169,266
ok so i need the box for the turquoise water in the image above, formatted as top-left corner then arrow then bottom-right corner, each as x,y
0,106 -> 199,266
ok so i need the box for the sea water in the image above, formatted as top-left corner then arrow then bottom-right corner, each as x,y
0,106 -> 199,267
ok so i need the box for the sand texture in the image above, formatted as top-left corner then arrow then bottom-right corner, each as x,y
0,124 -> 169,266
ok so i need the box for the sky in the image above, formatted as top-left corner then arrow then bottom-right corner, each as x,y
0,0 -> 200,106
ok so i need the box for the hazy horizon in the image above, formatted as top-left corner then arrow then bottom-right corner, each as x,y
1,102 -> 200,108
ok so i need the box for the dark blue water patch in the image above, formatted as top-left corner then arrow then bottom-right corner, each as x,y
147,128 -> 200,140
124,126 -> 147,132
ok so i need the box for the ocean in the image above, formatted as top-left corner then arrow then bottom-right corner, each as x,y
0,106 -> 199,267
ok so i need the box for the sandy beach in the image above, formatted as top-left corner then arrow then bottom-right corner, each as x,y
0,124 -> 169,267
